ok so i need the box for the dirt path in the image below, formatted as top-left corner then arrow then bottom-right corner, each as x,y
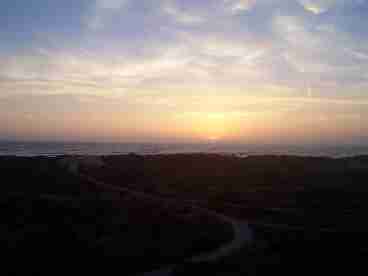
63,156 -> 253,276
141,213 -> 252,276
142,217 -> 252,276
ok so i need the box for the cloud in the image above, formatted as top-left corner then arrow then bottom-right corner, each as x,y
95,0 -> 127,10
2,0 -> 368,102
85,0 -> 128,30
224,0 -> 258,14
297,0 -> 366,14
298,0 -> 336,14
349,49 -> 368,61
0,28 -> 276,98
272,12 -> 368,89
162,1 -> 205,25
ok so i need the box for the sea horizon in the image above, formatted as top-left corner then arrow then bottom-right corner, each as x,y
1,140 -> 368,158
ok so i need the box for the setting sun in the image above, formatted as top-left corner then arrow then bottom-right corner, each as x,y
0,0 -> 367,146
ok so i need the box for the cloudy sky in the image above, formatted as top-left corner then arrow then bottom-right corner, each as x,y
1,0 -> 368,144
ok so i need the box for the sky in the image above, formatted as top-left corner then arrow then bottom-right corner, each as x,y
1,0 -> 368,145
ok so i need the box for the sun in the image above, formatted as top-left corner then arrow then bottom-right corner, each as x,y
178,110 -> 240,142
208,136 -> 221,143
193,112 -> 228,142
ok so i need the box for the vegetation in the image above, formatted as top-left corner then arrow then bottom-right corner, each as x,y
0,156 -> 232,275
2,154 -> 368,274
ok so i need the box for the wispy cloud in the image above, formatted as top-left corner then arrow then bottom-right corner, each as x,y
223,0 -> 258,14
85,0 -> 128,30
162,1 -> 205,25
298,0 -> 336,14
298,0 -> 366,14
1,0 -> 368,142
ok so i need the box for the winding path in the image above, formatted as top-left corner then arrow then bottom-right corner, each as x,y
142,215 -> 252,276
62,156 -> 253,276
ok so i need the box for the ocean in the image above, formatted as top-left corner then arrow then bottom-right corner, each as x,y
1,141 -> 368,157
